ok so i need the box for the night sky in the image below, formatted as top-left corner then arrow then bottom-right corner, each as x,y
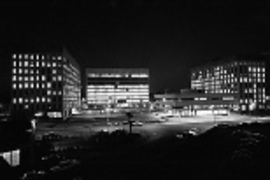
1,0 -> 270,102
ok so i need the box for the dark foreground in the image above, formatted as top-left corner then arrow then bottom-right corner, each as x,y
3,120 -> 270,180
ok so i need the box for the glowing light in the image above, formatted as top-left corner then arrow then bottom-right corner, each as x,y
19,98 -> 23,103
12,76 -> 16,81
24,54 -> 28,59
13,84 -> 16,89
47,82 -> 51,88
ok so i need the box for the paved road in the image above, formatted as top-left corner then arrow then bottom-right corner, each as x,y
36,112 -> 270,140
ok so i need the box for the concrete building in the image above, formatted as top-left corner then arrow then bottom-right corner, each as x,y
11,48 -> 81,118
86,68 -> 149,107
153,91 -> 238,116
191,55 -> 267,112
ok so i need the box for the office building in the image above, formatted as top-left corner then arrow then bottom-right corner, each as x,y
191,56 -> 266,112
11,48 -> 81,118
86,68 -> 149,106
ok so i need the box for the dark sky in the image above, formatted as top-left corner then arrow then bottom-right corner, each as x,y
1,0 -> 270,102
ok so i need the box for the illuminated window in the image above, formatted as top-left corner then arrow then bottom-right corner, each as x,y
58,91 -> 61,95
24,77 -> 28,81
36,55 -> 39,60
30,83 -> 34,88
47,82 -> 51,88
36,76 -> 39,81
52,69 -> 57,74
36,62 -> 39,67
47,98 -> 51,103
42,62 -> 45,67
13,61 -> 16,67
25,83 -> 28,88
36,83 -> 39,88
13,84 -> 16,89
24,69 -> 28,74
29,76 -> 34,81
58,75 -> 62,81
30,70 -> 34,74
42,55 -> 45,60
47,90 -> 51,95
19,76 -> 23,81
12,76 -> 16,81
42,97 -> 45,102
13,98 -> 16,104
53,77 -> 57,81
42,76 -> 46,81
57,56 -> 62,60
30,98 -> 34,103
42,83 -> 45,88
19,98 -> 23,104
24,54 -> 28,59
30,55 -> 34,60
36,97 -> 40,102
47,63 -> 51,67
19,84 -> 22,89
19,69 -> 22,74
53,62 -> 57,67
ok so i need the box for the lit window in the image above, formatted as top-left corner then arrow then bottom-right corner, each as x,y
36,55 -> 39,60
36,62 -> 39,67
13,98 -> 16,104
42,55 -> 45,60
58,56 -> 62,60
42,83 -> 45,88
30,70 -> 34,74
24,69 -> 28,74
19,69 -> 22,74
53,91 -> 56,95
18,54 -> 22,59
36,83 -> 39,88
42,62 -> 45,67
30,55 -> 34,60
24,54 -> 28,59
13,84 -> 16,89
47,90 -> 51,95
52,69 -> 57,74
30,76 -> 34,81
42,75 -> 46,81
12,54 -> 16,59
47,98 -> 51,102
13,61 -> 16,67
24,77 -> 28,81
47,63 -> 51,67
19,98 -> 23,103
19,61 -> 22,67
36,76 -> 39,81
58,91 -> 61,95
53,63 -> 57,67
19,76 -> 23,81
12,76 -> 16,81
36,97 -> 40,102
58,76 -> 62,81
30,98 -> 34,103
47,82 -> 51,88
25,83 -> 28,88
42,97 -> 45,102
19,84 -> 22,89
30,83 -> 34,88
53,77 -> 57,81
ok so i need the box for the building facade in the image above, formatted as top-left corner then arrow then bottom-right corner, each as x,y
191,57 -> 266,112
11,48 -> 81,118
86,68 -> 149,106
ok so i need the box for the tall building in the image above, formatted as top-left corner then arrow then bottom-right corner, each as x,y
86,68 -> 149,106
191,56 -> 266,112
11,48 -> 81,118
